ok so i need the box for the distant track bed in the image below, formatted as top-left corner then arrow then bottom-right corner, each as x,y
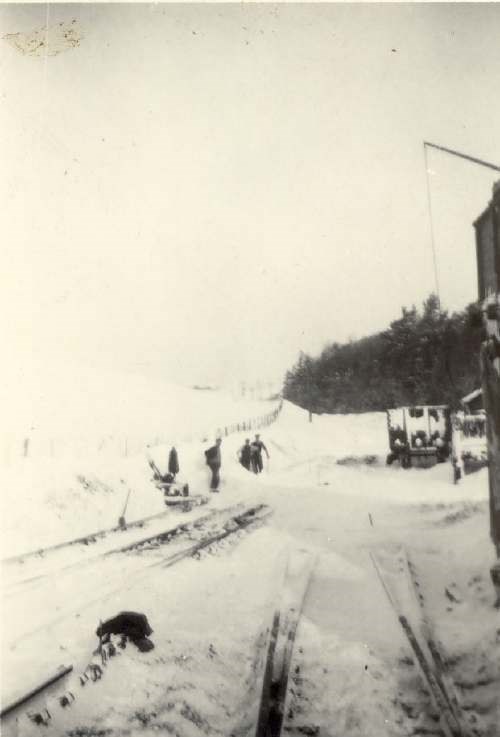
3,502 -> 271,598
1,503 -> 200,566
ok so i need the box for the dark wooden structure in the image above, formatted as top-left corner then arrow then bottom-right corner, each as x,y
474,181 -> 500,300
474,182 -> 500,586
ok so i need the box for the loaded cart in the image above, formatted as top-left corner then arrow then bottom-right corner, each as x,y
147,458 -> 190,506
386,405 -> 451,469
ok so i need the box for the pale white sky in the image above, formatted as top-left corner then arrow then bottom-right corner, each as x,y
2,3 -> 500,388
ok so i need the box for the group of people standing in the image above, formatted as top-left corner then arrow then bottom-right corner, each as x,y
203,433 -> 270,492
238,434 -> 270,474
158,435 -> 271,496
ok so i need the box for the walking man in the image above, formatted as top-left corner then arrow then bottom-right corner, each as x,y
205,437 -> 222,492
252,434 -> 270,474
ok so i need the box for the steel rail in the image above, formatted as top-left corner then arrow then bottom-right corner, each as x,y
2,508 -> 173,565
255,551 -> 315,737
0,665 -> 73,719
370,549 -> 472,737
105,503 -> 250,555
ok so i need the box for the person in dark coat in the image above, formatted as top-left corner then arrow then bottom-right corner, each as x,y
168,447 -> 179,479
96,611 -> 154,652
252,434 -> 269,474
250,441 -> 260,474
204,437 -> 222,491
239,438 -> 252,471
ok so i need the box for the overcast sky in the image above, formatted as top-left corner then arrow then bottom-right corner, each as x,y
2,3 -> 500,389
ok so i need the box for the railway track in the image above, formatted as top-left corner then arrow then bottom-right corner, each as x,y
255,549 -> 316,737
3,540 -> 316,737
2,501 -> 249,594
1,507 -> 175,566
1,502 -> 272,731
370,546 -> 473,737
2,514 -> 479,737
4,503 -> 271,639
254,543 -> 478,737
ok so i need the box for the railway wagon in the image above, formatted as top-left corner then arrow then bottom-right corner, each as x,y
474,180 -> 500,553
386,405 -> 451,469
474,180 -> 500,303
451,411 -> 488,483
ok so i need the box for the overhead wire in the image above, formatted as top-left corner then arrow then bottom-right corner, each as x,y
423,141 -> 500,174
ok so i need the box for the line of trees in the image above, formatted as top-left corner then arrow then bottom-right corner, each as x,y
283,294 -> 484,415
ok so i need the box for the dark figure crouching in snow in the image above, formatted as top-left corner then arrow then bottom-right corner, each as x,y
239,438 -> 252,471
96,611 -> 154,652
205,437 -> 222,492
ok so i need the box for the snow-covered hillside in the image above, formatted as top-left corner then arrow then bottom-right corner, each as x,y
2,361 -> 274,462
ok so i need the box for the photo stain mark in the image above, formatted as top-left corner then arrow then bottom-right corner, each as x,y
3,20 -> 83,57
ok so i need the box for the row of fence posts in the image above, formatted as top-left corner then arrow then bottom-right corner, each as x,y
10,399 -> 284,462
215,399 -> 284,440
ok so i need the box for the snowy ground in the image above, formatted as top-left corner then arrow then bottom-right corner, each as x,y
1,393 -> 499,737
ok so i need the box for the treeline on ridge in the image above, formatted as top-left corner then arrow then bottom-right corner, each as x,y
283,294 -> 484,414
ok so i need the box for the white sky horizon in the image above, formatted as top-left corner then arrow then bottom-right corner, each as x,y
2,3 -> 500,390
